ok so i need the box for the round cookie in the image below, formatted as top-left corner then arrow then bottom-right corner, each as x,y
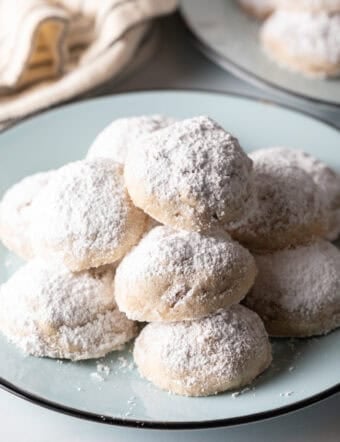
86,115 -> 176,164
276,0 -> 340,12
245,240 -> 340,337
0,259 -> 138,360
0,171 -> 53,260
260,11 -> 340,77
115,226 -> 257,322
30,158 -> 147,271
238,0 -> 277,19
228,149 -> 327,252
125,116 -> 255,232
133,305 -> 272,396
257,147 -> 340,240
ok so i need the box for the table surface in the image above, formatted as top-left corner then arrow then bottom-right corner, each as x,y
1,14 -> 339,442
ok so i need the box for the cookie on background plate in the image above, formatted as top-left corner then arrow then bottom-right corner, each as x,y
261,11 -> 340,77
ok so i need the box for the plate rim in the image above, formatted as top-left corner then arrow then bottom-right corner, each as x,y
179,4 -> 340,109
0,375 -> 339,430
0,88 -> 339,430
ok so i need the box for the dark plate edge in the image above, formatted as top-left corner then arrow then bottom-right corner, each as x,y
0,375 -> 339,430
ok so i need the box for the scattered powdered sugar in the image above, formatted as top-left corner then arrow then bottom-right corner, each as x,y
0,259 -> 138,360
246,240 -> 340,321
30,158 -> 146,271
125,396 -> 137,417
90,372 -> 104,382
87,115 -> 176,164
96,363 -> 111,376
115,226 -> 256,320
280,391 -> 294,397
231,386 -> 255,398
0,170 -> 54,259
125,116 -> 255,230
118,356 -> 129,369
90,362 -> 111,382
134,305 -> 271,393
261,11 -> 340,64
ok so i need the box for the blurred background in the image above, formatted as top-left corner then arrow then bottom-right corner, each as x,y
0,1 -> 339,441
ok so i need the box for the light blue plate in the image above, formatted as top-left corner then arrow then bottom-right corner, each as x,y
180,0 -> 340,107
0,91 -> 339,429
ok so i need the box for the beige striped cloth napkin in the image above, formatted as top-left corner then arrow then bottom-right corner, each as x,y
0,0 -> 177,129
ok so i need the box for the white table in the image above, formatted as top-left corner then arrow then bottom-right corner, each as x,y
1,14 -> 339,441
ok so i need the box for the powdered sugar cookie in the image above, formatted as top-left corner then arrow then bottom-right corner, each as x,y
261,11 -> 340,77
134,305 -> 272,396
228,149 -> 327,252
277,0 -> 340,13
86,115 -> 176,164
238,0 -> 277,19
0,171 -> 54,260
115,226 -> 257,322
0,259 -> 138,360
125,116 -> 255,232
30,158 -> 147,271
245,240 -> 340,337
257,147 -> 340,240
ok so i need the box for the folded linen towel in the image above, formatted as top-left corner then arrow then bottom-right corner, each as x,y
0,0 -> 177,129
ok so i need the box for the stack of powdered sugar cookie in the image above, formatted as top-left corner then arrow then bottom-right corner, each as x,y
0,114 -> 339,397
237,0 -> 340,78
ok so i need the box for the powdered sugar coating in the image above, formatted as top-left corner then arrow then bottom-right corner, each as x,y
228,149 -> 327,252
125,116 -> 255,232
115,226 -> 257,322
261,11 -> 340,76
0,259 -> 138,360
0,171 -> 54,259
86,115 -> 176,164
277,0 -> 340,12
30,159 -> 147,271
238,0 -> 277,19
134,305 -> 272,396
256,147 -> 340,240
245,240 -> 340,337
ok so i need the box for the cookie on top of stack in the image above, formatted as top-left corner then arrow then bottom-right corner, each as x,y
0,113 -> 339,397
237,0 -> 340,78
